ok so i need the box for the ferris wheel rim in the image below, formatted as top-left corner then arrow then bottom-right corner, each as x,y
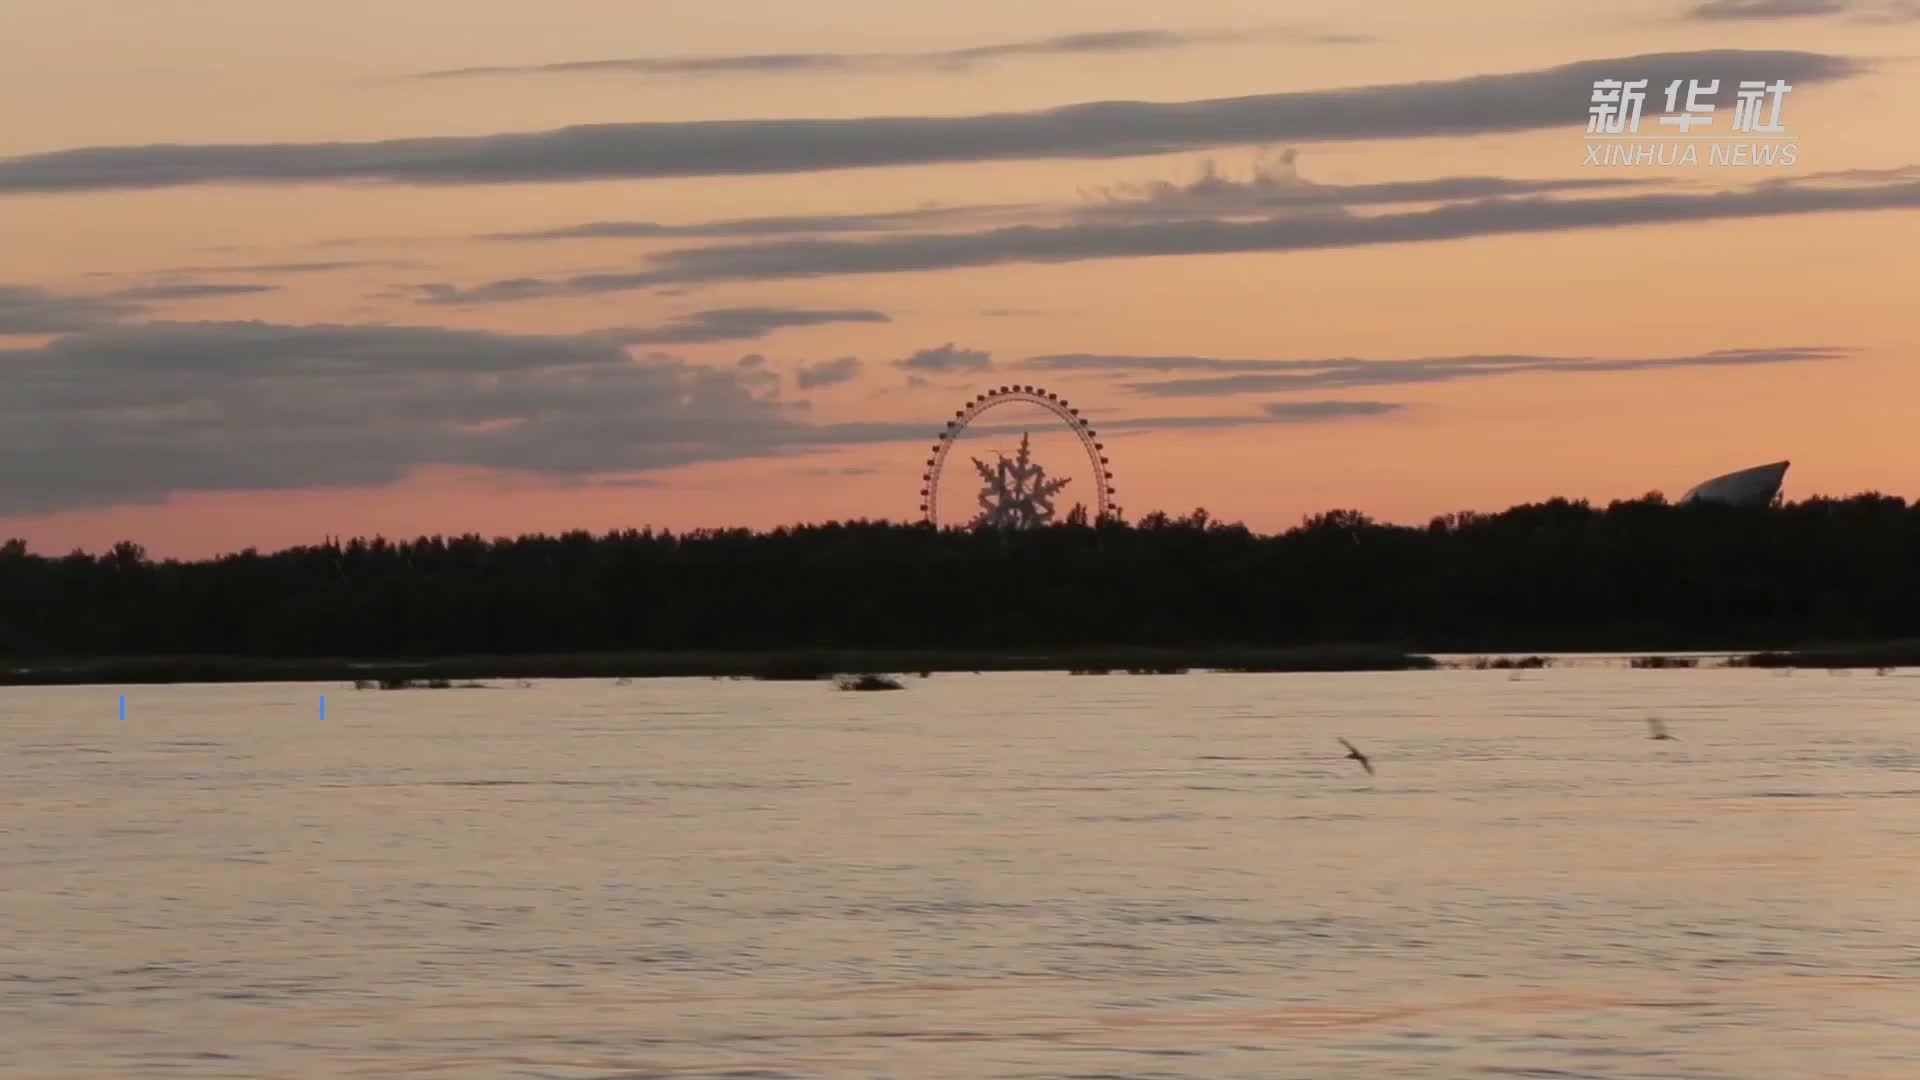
918,384 -> 1118,529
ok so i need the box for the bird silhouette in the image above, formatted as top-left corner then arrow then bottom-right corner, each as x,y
1338,737 -> 1373,775
1646,717 -> 1676,741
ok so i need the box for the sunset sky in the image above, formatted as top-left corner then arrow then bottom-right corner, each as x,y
3,0 -> 1917,557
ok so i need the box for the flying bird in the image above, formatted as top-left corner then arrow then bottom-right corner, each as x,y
1338,737 -> 1373,775
1647,717 -> 1676,741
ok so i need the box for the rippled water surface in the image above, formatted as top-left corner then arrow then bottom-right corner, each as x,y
3,667 -> 1918,1078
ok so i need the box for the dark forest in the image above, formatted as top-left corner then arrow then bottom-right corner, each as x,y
3,492 -> 1917,662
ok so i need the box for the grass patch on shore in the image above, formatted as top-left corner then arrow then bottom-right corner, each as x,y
1631,655 -> 1699,669
1730,640 -> 1920,670
836,673 -> 905,691
1462,655 -> 1553,670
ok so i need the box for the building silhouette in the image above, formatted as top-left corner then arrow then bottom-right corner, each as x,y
1680,460 -> 1790,506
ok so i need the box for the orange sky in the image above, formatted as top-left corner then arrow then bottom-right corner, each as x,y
1,0 -> 1916,557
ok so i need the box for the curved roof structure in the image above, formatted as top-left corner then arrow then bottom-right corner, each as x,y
1680,460 -> 1789,506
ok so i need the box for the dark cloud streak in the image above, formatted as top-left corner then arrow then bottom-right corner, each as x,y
489,160 -> 1653,249
427,170 -> 1920,297
0,284 -> 139,334
110,283 -> 278,301
1690,0 -> 1849,17
413,28 -> 1307,80
0,279 -> 288,337
1686,0 -> 1919,20
488,204 -> 1031,242
795,356 -> 863,389
1260,400 -> 1405,420
1077,150 -> 1660,222
896,343 -> 992,373
0,50 -> 1858,195
1023,347 -> 1849,395
593,306 -> 889,344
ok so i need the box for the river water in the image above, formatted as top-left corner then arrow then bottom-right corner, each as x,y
2,667 -> 1917,1078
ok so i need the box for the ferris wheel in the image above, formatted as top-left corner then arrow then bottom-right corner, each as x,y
919,384 -> 1119,528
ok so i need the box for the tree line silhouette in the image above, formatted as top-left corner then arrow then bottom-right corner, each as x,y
2,491 -> 1916,660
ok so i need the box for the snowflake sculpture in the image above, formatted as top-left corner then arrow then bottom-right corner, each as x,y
970,432 -> 1072,529
919,385 -> 1117,528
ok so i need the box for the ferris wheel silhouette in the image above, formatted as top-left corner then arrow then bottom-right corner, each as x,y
919,385 -> 1117,528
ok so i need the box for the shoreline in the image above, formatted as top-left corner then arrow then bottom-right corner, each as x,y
1,641 -> 1914,687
